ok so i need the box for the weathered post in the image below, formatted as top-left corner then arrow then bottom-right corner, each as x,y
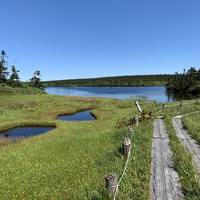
128,126 -> 134,134
180,101 -> 182,107
162,103 -> 166,110
122,137 -> 131,158
135,101 -> 142,113
135,115 -> 139,125
105,173 -> 118,194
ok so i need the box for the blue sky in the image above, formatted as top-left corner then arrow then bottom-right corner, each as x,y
0,0 -> 200,81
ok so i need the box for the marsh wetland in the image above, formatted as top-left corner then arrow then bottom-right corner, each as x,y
0,93 -> 200,199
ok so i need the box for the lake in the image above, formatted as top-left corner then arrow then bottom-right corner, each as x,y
46,86 -> 173,102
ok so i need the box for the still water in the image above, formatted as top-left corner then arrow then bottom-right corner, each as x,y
0,127 -> 55,138
57,110 -> 96,121
46,86 -> 172,102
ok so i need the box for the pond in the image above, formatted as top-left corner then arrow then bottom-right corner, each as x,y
0,127 -> 55,138
57,110 -> 96,121
46,86 -> 172,102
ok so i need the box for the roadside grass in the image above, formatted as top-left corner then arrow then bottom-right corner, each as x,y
161,102 -> 200,200
182,113 -> 200,144
0,94 -> 155,199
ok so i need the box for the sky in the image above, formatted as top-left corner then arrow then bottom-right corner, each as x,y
0,0 -> 200,81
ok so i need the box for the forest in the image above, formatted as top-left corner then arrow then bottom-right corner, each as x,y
44,67 -> 200,96
166,67 -> 200,94
44,74 -> 175,87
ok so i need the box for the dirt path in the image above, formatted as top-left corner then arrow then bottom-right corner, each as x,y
172,117 -> 200,175
150,119 -> 183,200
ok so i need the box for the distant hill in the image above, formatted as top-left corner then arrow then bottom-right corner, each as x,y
44,74 -> 175,87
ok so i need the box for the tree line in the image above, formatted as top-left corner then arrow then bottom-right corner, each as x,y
44,74 -> 175,87
166,67 -> 200,94
0,50 -> 43,89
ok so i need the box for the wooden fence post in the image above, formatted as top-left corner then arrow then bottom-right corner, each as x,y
128,126 -> 134,134
123,137 -> 131,158
135,101 -> 142,113
135,115 -> 139,125
105,173 -> 118,194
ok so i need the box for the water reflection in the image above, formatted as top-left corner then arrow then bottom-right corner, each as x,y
0,127 -> 55,138
46,86 -> 172,102
57,110 -> 96,121
167,91 -> 200,101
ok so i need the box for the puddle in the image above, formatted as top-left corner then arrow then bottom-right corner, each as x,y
0,127 -> 55,138
57,110 -> 96,121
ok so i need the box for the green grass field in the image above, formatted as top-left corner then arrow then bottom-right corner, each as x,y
0,94 -> 200,199
182,112 -> 200,144
0,94 -> 157,199
0,84 -> 45,95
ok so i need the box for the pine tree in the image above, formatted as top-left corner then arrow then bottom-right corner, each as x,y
166,67 -> 200,93
9,65 -> 21,86
0,50 -> 9,83
30,70 -> 43,89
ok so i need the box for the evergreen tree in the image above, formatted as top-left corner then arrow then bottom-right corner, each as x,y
0,50 -> 9,83
198,69 -> 200,80
30,70 -> 43,89
166,67 -> 200,93
9,65 -> 21,86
